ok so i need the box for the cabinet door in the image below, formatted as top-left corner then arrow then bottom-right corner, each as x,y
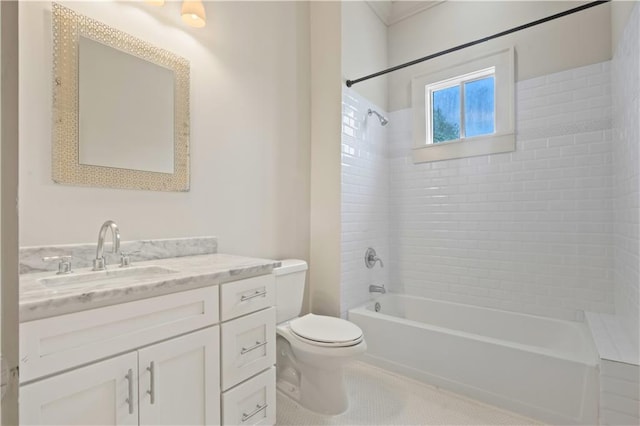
20,352 -> 138,425
139,326 -> 220,426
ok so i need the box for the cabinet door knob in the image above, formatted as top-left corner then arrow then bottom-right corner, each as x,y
241,403 -> 268,422
240,290 -> 267,302
146,362 -> 156,404
125,368 -> 134,415
240,341 -> 268,355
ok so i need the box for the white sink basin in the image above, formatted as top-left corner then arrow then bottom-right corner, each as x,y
38,265 -> 179,288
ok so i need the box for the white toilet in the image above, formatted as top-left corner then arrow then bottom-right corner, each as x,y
274,259 -> 367,415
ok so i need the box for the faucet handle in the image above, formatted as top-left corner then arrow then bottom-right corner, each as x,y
42,255 -> 73,275
92,256 -> 106,271
365,248 -> 384,269
119,251 -> 140,268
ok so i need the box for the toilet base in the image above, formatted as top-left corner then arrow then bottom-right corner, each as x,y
277,377 -> 301,401
276,366 -> 349,416
276,359 -> 301,402
276,336 -> 356,415
299,364 -> 349,415
276,328 -> 365,416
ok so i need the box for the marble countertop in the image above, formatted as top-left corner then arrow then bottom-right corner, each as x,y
20,253 -> 280,322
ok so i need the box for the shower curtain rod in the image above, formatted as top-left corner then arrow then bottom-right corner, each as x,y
345,0 -> 610,88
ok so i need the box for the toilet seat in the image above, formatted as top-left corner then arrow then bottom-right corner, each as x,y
289,314 -> 364,348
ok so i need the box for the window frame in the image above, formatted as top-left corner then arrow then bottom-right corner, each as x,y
411,47 -> 515,163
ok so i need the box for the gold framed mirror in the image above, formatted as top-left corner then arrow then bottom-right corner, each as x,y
52,3 -> 190,191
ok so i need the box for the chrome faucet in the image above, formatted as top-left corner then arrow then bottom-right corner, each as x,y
93,220 -> 121,271
369,284 -> 386,294
365,247 -> 384,269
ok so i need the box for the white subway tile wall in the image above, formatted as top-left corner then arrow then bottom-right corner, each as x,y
341,89 -> 390,317
388,61 -> 614,321
612,3 -> 640,352
600,360 -> 640,425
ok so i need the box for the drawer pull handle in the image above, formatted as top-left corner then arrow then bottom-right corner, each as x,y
242,403 -> 268,422
241,341 -> 268,355
125,368 -> 134,415
146,361 -> 156,404
240,290 -> 267,302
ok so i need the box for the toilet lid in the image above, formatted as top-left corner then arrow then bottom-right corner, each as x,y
290,314 -> 363,345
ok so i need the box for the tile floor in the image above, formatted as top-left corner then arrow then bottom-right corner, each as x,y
276,361 -> 542,425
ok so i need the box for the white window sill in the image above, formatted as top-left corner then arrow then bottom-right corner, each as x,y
411,132 -> 515,163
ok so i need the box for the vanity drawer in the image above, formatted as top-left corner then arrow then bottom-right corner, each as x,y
20,286 -> 219,383
220,274 -> 275,321
221,307 -> 275,390
222,367 -> 275,426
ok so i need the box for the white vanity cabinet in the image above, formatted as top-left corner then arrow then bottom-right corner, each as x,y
19,272 -> 277,426
20,327 -> 219,426
20,286 -> 220,425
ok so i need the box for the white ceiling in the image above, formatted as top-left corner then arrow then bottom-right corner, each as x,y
366,1 -> 443,26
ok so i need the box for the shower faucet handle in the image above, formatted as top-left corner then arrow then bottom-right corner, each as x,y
365,247 -> 384,269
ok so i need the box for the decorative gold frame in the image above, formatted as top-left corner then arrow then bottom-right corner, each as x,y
52,3 -> 190,191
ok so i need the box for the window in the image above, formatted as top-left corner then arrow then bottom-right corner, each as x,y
428,68 -> 495,144
411,48 -> 514,163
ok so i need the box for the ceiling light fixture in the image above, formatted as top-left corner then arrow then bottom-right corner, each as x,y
181,0 -> 206,28
145,0 -> 206,29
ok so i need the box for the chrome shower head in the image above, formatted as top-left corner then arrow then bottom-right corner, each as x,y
368,108 -> 389,126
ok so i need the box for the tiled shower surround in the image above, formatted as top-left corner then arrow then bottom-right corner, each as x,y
341,90 -> 389,317
341,59 -> 625,322
612,4 -> 640,350
388,61 -> 614,321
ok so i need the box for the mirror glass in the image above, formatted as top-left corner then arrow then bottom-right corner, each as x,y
52,3 -> 190,192
79,36 -> 175,173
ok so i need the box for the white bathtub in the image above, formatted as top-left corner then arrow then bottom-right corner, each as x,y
348,293 -> 599,425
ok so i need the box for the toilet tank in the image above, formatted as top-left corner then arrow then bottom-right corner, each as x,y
273,259 -> 308,323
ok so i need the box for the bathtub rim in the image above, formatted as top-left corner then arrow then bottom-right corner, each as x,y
348,293 -> 599,367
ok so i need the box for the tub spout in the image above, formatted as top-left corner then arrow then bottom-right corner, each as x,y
369,284 -> 386,294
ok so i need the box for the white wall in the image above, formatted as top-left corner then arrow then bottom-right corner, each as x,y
387,1 -> 612,111
19,1 -> 310,263
341,1 -> 388,109
388,62 -> 615,321
611,2 -> 639,349
612,0 -> 637,52
340,88 -> 389,318
309,1 -> 342,316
